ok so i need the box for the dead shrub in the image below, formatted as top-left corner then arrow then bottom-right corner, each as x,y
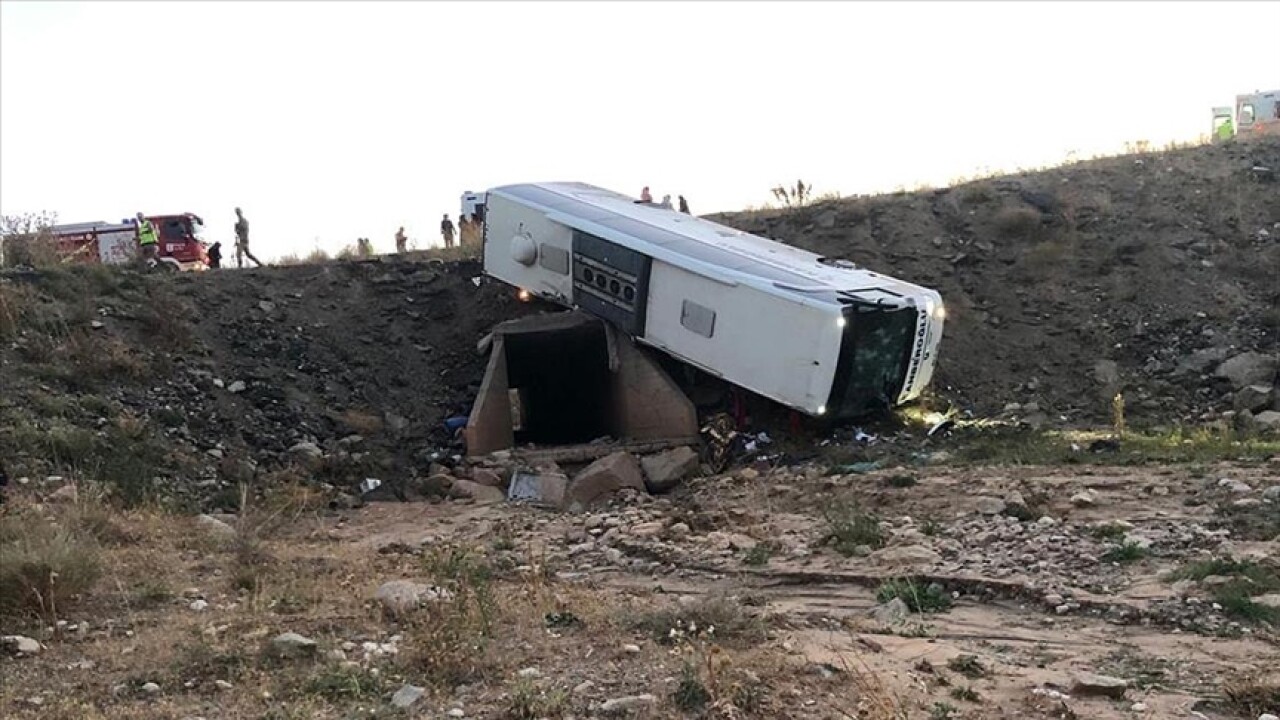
632,595 -> 766,649
0,506 -> 103,621
993,205 -> 1045,240
1222,673 -> 1280,718
402,546 -> 500,686
337,409 -> 384,436
1019,239 -> 1072,277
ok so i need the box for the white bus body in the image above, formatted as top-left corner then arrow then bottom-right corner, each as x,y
472,182 -> 945,420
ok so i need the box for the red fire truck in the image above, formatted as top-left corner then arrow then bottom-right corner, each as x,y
41,213 -> 210,271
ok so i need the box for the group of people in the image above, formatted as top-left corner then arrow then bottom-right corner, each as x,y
637,186 -> 691,214
394,213 -> 484,253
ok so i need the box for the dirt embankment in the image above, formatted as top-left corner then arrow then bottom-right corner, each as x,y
2,140 -> 1278,511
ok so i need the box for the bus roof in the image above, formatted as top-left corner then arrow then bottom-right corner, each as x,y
491,182 -> 939,310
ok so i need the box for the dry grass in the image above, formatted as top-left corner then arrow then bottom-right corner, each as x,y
336,408 -> 384,436
0,497 -> 104,621
993,205 -> 1045,240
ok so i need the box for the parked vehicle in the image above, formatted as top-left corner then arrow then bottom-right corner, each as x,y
11,213 -> 210,271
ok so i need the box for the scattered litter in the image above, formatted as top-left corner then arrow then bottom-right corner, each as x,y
471,276 -> 482,287
359,478 -> 382,495
444,416 -> 468,432
926,418 -> 955,437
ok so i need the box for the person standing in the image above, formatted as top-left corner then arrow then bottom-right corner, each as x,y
678,195 -> 691,214
440,214 -> 456,249
207,241 -> 223,269
234,207 -> 263,268
135,212 -> 159,267
395,226 -> 408,253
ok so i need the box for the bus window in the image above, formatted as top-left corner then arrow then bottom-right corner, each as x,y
1239,103 -> 1256,125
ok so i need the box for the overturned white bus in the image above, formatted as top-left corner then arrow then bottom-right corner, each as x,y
463,182 -> 945,420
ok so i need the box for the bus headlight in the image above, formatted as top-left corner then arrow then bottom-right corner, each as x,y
817,405 -> 827,416
836,317 -> 847,328
932,304 -> 947,320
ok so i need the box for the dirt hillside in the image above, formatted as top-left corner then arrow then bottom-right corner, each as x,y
714,137 -> 1280,424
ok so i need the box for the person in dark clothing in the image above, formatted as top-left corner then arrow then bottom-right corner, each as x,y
678,195 -> 690,214
440,214 -> 456,249
0,460 -> 9,505
207,241 -> 223,269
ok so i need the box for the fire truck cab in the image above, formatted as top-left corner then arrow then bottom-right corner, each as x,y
45,212 -> 210,271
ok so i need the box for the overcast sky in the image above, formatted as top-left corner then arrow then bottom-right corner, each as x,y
2,1 -> 1277,260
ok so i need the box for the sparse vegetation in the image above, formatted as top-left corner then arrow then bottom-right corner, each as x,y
743,540 -> 776,566
950,686 -> 981,703
884,473 -> 918,488
0,504 -> 103,621
877,579 -> 953,614
1100,541 -> 1148,564
946,655 -> 989,679
674,659 -> 712,711
993,205 -> 1044,239
1222,673 -> 1280,719
632,595 -> 765,648
770,179 -> 814,209
822,499 -> 885,555
506,678 -> 569,719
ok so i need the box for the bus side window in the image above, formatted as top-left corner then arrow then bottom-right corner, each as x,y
1239,103 -> 1256,125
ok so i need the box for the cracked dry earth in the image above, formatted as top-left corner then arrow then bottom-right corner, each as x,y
3,460 -> 1277,720
338,461 -> 1280,719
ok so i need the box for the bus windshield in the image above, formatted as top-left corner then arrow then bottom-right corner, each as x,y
827,303 -> 918,418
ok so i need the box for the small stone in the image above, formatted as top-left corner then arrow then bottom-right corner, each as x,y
189,599 -> 209,612
267,632 -> 318,659
47,483 -> 79,503
1259,714 -> 1279,720
1,635 -> 42,656
215,680 -> 233,690
196,513 -> 236,539
869,544 -> 941,567
140,682 -> 161,695
1071,672 -> 1127,699
375,580 -> 444,617
600,694 -> 657,714
390,684 -> 425,709
446,710 -> 465,718
517,667 -> 541,679
1262,486 -> 1280,502
227,380 -> 247,394
1070,490 -> 1097,507
975,496 -> 1006,515
1218,477 -> 1252,494
573,680 -> 595,695
1037,515 -> 1057,527
622,643 -> 641,654
1131,702 -> 1147,711
871,597 -> 910,626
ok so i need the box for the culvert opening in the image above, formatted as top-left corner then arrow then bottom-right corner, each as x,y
503,322 -> 616,445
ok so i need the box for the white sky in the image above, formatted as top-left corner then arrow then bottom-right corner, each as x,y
2,1 -> 1277,260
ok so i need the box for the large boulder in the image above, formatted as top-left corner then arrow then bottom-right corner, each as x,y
1215,352 -> 1277,389
1070,672 -> 1128,699
267,632 -> 317,660
640,447 -> 700,493
1235,385 -> 1276,413
374,580 -> 447,618
1255,410 -> 1280,432
869,544 -> 942,568
565,452 -> 646,510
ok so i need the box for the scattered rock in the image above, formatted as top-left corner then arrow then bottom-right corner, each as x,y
622,643 -> 641,654
573,680 -> 595,695
639,446 -> 700,493
469,468 -> 505,488
871,597 -> 910,626
1093,359 -> 1120,387
449,478 -> 506,504
1215,352 -> 1277,389
405,473 -> 454,500
195,514 -> 236,539
375,580 -> 445,617
446,709 -> 465,718
1256,410 -> 1280,431
1070,490 -> 1098,507
288,442 -> 323,459
1259,714 -> 1279,720
1176,346 -> 1230,375
869,544 -> 941,567
1235,385 -> 1275,413
1218,478 -> 1252,494
1,635 -> 42,656
214,680 -> 233,691
189,599 -> 209,612
1070,672 -> 1128,699
47,483 -> 78,503
975,497 -> 1006,515
1263,486 -> 1280,502
390,684 -> 425,709
517,667 -> 541,679
267,632 -> 318,659
600,694 -> 656,714
565,452 -> 646,509
141,682 -> 161,695
1253,593 -> 1280,610
227,380 -> 247,394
